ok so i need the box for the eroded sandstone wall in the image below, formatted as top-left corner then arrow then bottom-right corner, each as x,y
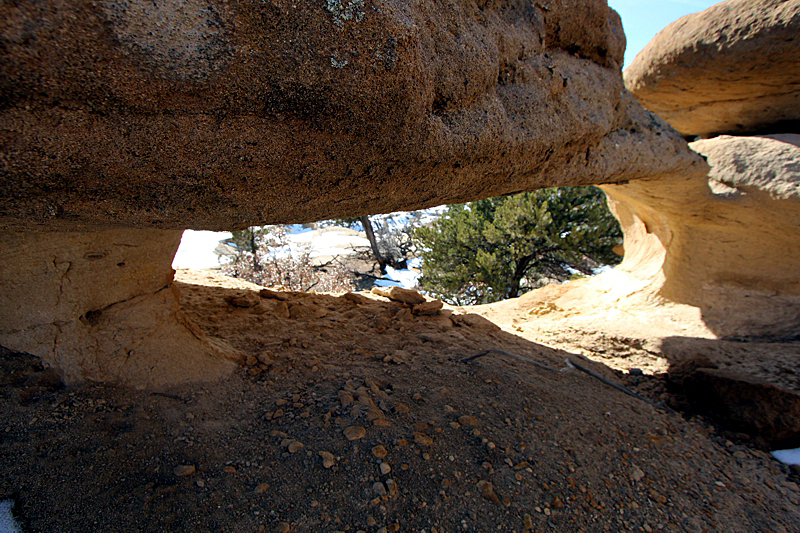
609,0 -> 800,339
0,229 -> 238,387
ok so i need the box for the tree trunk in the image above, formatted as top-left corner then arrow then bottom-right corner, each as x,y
361,215 -> 388,273
249,230 -> 261,272
507,255 -> 534,299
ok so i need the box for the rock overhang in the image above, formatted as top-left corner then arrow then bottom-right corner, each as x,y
0,0 -> 702,232
0,0 -> 710,387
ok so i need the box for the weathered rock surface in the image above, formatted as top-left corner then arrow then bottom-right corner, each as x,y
625,0 -> 800,137
371,287 -> 426,305
0,0 -> 699,231
601,134 -> 800,339
0,229 -> 239,388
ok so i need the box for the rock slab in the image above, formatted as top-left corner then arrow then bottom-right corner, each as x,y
625,0 -> 800,137
0,0 -> 699,231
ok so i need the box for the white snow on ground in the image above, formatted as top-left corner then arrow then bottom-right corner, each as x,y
771,447 -> 800,466
0,501 -> 21,533
374,263 -> 421,289
172,208 -> 445,272
287,228 -> 370,258
172,230 -> 232,270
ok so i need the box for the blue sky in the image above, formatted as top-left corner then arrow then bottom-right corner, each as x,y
608,0 -> 721,68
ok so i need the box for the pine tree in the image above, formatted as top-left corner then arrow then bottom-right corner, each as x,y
413,187 -> 622,305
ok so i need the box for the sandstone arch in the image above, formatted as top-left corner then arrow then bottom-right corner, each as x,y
0,0 -> 701,387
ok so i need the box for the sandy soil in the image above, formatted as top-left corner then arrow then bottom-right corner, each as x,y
0,269 -> 798,533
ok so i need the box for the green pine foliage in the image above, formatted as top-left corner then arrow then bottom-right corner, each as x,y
413,186 -> 622,305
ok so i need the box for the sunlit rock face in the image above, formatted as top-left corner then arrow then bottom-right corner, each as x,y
624,0 -> 800,138
0,0 -> 703,387
610,0 -> 800,340
603,134 -> 800,340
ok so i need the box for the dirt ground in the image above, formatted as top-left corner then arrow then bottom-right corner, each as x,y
1,269 -> 798,533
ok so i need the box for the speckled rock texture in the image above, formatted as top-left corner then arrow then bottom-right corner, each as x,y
0,0 -> 700,231
601,134 -> 800,340
0,229 -> 239,388
624,0 -> 800,138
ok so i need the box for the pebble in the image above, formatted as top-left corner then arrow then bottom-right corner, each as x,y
255,483 -> 269,494
386,479 -> 398,496
366,407 -> 385,421
367,517 -> 377,526
344,426 -> 367,441
372,445 -> 388,459
287,440 -> 304,453
276,522 -> 291,533
338,391 -> 355,406
257,352 -> 275,365
414,433 -> 433,446
371,287 -> 426,304
412,300 -> 444,315
478,480 -> 500,504
223,466 -> 237,474
373,482 -> 387,497
394,404 -> 410,414
444,405 -> 455,414
173,465 -> 196,477
458,415 -> 478,426
523,513 -> 533,531
380,462 -> 391,475
631,466 -> 645,482
259,288 -> 288,301
648,489 -> 667,505
319,451 -> 336,469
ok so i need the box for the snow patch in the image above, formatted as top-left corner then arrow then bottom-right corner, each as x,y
374,265 -> 420,289
0,500 -> 21,533
771,447 -> 800,466
287,229 -> 370,258
172,230 -> 232,270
